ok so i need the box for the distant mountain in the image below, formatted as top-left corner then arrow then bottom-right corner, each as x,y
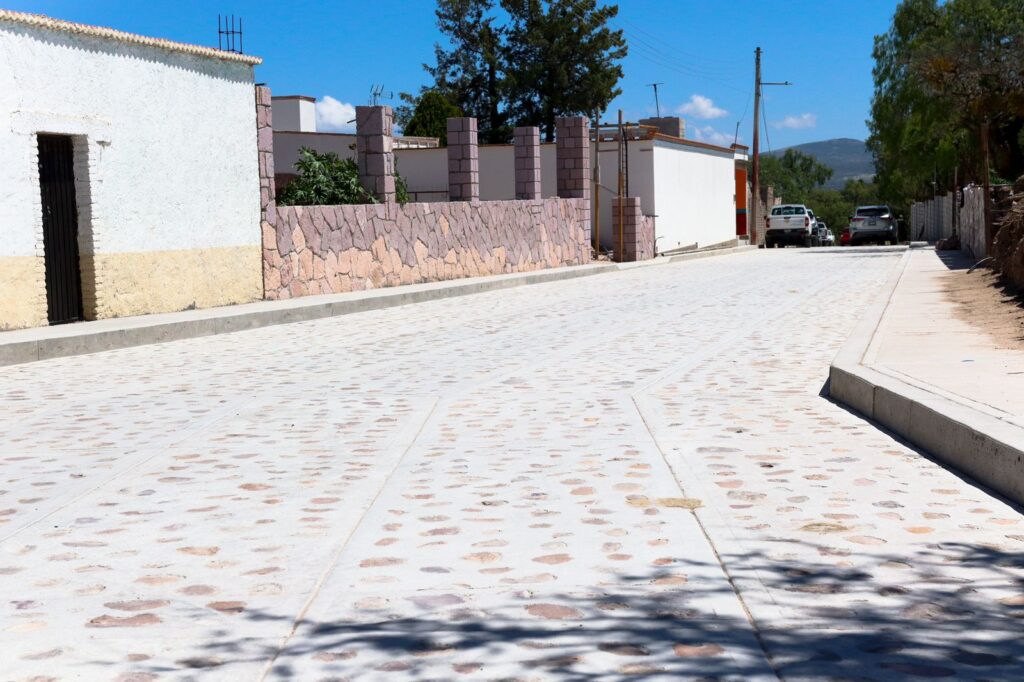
767,138 -> 875,190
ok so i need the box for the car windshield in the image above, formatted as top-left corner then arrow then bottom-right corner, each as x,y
771,206 -> 805,216
856,207 -> 889,218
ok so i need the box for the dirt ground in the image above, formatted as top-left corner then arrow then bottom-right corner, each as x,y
944,266 -> 1024,351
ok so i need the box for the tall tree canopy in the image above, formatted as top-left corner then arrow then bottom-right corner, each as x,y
417,0 -> 626,143
502,0 -> 627,140
403,91 -> 463,145
868,0 -> 1024,204
759,150 -> 833,206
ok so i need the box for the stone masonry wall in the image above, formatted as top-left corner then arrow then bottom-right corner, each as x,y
263,199 -> 591,299
612,197 -> 655,262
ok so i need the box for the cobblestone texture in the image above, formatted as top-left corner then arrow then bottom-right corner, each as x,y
1,247 -> 1022,681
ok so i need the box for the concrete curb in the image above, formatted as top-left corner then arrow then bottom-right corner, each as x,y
0,245 -> 757,368
828,249 -> 1024,506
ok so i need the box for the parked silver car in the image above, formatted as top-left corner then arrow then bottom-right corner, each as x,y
849,206 -> 898,245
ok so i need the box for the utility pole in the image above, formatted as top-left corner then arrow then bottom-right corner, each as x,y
751,48 -> 762,246
647,83 -> 664,118
749,48 -> 791,247
982,119 -> 993,255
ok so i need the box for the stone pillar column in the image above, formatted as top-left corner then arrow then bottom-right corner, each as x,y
612,197 -> 654,262
555,116 -> 590,201
514,126 -> 541,200
255,86 -> 276,229
356,105 -> 396,203
447,117 -> 479,202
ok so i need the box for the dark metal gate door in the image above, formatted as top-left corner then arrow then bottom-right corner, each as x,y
38,134 -> 84,324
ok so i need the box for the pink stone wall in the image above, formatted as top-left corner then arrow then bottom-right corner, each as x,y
612,197 -> 656,262
263,199 -> 591,299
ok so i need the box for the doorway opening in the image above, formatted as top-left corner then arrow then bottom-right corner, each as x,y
38,134 -> 84,325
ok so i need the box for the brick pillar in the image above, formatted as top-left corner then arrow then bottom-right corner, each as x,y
612,197 -> 654,262
255,86 -> 276,229
356,105 -> 396,203
447,117 -> 479,202
514,126 -> 541,200
556,116 -> 590,201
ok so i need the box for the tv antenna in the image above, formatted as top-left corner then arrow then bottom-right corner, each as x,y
217,14 -> 244,54
369,85 -> 394,106
646,82 -> 664,118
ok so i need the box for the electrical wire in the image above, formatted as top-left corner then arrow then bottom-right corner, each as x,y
624,39 -> 749,95
760,90 -> 772,153
619,18 -> 746,76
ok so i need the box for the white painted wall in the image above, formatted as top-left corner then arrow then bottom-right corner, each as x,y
0,21 -> 260,258
272,97 -> 316,132
394,147 -> 448,202
274,132 -> 357,177
651,140 -> 737,251
593,140 -> 655,252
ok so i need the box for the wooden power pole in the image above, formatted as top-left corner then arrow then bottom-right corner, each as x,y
751,47 -> 762,246
749,47 -> 790,247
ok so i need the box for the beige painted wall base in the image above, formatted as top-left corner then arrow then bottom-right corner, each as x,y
1,247 -> 262,331
85,245 -> 262,319
0,256 -> 47,330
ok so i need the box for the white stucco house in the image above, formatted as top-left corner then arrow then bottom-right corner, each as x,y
0,10 -> 264,330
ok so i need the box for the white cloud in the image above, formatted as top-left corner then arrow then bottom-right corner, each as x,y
316,96 -> 357,133
772,113 -> 817,130
677,94 -> 727,120
691,125 -> 738,147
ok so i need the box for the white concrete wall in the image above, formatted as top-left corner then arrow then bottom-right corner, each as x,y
394,147 -> 448,202
274,132 -> 357,177
272,97 -> 316,132
0,22 -> 260,257
593,140 -> 655,253
651,140 -> 737,252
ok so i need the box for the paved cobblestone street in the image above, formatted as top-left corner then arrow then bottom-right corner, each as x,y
2,248 -> 1022,681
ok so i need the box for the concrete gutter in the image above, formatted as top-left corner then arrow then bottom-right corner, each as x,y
829,249 -> 1024,506
0,245 -> 756,368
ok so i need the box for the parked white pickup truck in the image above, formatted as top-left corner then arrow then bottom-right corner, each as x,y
764,204 -> 818,248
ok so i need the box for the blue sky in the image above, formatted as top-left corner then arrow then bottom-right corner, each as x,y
7,0 -> 900,148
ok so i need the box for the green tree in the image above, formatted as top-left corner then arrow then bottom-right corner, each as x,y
418,0 -> 626,143
868,0 -> 1024,206
426,0 -> 508,142
502,0 -> 627,141
402,91 -> 463,145
759,149 -> 833,205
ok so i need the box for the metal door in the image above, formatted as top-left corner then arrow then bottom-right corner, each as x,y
38,134 -> 84,324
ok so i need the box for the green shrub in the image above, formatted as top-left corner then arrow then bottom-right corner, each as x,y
278,148 -> 374,206
277,148 -> 412,206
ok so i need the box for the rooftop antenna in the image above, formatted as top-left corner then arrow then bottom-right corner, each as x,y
646,82 -> 664,118
369,85 -> 394,106
217,14 -> 244,54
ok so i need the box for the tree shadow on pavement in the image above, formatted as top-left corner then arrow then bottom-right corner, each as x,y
167,540 -> 1024,681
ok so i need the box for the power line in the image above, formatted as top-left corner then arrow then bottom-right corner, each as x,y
619,19 -> 746,75
624,40 -> 749,95
619,28 -> 748,79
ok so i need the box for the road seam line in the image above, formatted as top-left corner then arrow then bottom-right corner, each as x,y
257,396 -> 440,681
630,395 -> 782,681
